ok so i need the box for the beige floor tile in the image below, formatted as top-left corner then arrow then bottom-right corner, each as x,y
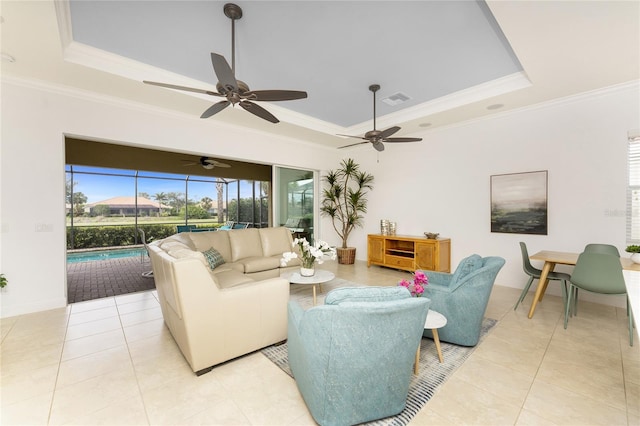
515,408 -> 560,425
0,362 -> 59,406
0,391 -> 53,426
422,375 -> 521,425
70,296 -> 116,313
63,393 -> 149,426
524,379 -> 627,425
49,367 -> 141,425
141,372 -> 229,425
127,329 -> 182,361
56,344 -> 132,388
472,332 -> 547,377
182,398 -> 251,425
210,353 -> 310,425
624,355 -> 640,388
132,347 -> 194,392
115,290 -> 159,305
486,316 -> 553,351
536,345 -> 626,410
123,317 -> 166,343
61,328 -> 126,361
65,315 -> 122,341
1,341 -> 63,377
116,297 -> 160,314
454,353 -> 535,407
627,379 -> 640,417
1,324 -> 67,354
0,316 -> 18,342
67,305 -> 119,326
119,305 -> 163,327
409,406 -> 459,425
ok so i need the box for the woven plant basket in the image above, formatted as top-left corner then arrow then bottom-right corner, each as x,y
337,247 -> 356,265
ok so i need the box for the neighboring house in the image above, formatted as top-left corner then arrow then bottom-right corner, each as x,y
85,196 -> 170,217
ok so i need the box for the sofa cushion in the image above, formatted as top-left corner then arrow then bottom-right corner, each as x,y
187,231 -> 232,261
240,256 -> 281,273
166,247 -> 208,267
259,227 -> 293,257
213,270 -> 256,289
228,229 -> 263,261
202,247 -> 226,270
450,254 -> 483,284
160,240 -> 192,252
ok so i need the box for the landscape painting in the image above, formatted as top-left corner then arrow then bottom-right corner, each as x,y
490,170 -> 548,235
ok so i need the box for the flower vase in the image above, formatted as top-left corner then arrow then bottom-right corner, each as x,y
300,266 -> 315,277
631,253 -> 640,264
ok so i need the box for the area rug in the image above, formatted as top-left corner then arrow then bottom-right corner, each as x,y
263,283 -> 497,426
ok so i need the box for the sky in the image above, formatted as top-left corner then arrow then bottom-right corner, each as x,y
66,166 -> 254,204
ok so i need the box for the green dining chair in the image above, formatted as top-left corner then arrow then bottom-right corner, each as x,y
584,243 -> 620,256
514,242 -> 570,311
564,251 -> 634,346
571,244 -> 621,315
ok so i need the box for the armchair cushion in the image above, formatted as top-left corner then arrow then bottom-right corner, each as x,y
324,286 -> 411,305
288,286 -> 430,426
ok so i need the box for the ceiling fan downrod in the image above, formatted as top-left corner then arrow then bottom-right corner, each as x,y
370,84 -> 380,131
224,3 -> 243,76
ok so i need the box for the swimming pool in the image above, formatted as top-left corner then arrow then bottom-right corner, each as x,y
67,248 -> 146,263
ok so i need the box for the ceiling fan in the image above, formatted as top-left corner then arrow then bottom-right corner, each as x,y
143,3 -> 307,124
182,157 -> 231,170
338,84 -> 422,152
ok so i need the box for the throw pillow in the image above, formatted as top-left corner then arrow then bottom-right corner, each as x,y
202,247 -> 226,271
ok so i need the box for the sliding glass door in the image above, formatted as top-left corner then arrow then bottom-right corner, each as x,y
274,167 -> 316,243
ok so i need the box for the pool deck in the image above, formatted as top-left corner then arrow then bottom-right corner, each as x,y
67,255 -> 155,304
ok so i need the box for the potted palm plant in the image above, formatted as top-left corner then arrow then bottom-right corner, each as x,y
321,158 -> 374,264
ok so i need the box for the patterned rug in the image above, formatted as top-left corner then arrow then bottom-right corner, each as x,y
263,278 -> 497,425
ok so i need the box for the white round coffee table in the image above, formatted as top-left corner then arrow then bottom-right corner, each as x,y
414,309 -> 447,374
281,269 -> 335,305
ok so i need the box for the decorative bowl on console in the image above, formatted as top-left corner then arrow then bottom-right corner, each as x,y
424,232 -> 439,239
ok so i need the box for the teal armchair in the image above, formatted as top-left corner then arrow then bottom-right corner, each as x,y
421,255 -> 505,346
287,286 -> 430,426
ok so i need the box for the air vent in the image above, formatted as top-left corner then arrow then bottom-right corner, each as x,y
381,92 -> 411,106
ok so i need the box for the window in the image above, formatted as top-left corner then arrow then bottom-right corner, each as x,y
627,141 -> 640,243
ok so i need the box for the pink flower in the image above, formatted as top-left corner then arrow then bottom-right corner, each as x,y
397,272 -> 428,297
414,283 -> 424,296
414,271 -> 428,285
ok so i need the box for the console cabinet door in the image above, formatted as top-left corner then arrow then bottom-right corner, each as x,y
368,236 -> 384,264
415,242 -> 435,271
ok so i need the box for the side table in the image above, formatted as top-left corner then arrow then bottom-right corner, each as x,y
281,270 -> 335,306
414,309 -> 447,374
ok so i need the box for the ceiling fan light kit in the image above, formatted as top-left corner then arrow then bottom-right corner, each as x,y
338,84 -> 422,151
143,3 -> 307,124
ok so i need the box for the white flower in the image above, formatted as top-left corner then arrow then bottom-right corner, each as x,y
281,237 -> 337,267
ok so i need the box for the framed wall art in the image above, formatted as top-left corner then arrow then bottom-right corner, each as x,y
490,170 -> 548,235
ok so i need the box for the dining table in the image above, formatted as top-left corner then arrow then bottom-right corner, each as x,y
527,250 -> 640,321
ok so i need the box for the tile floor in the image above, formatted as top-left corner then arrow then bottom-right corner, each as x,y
1,261 -> 638,425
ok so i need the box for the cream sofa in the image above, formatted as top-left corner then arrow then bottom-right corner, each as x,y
147,227 -> 300,375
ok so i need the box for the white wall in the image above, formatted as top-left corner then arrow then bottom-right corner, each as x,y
2,78 -> 638,317
346,82 -> 640,305
0,79 -> 337,318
